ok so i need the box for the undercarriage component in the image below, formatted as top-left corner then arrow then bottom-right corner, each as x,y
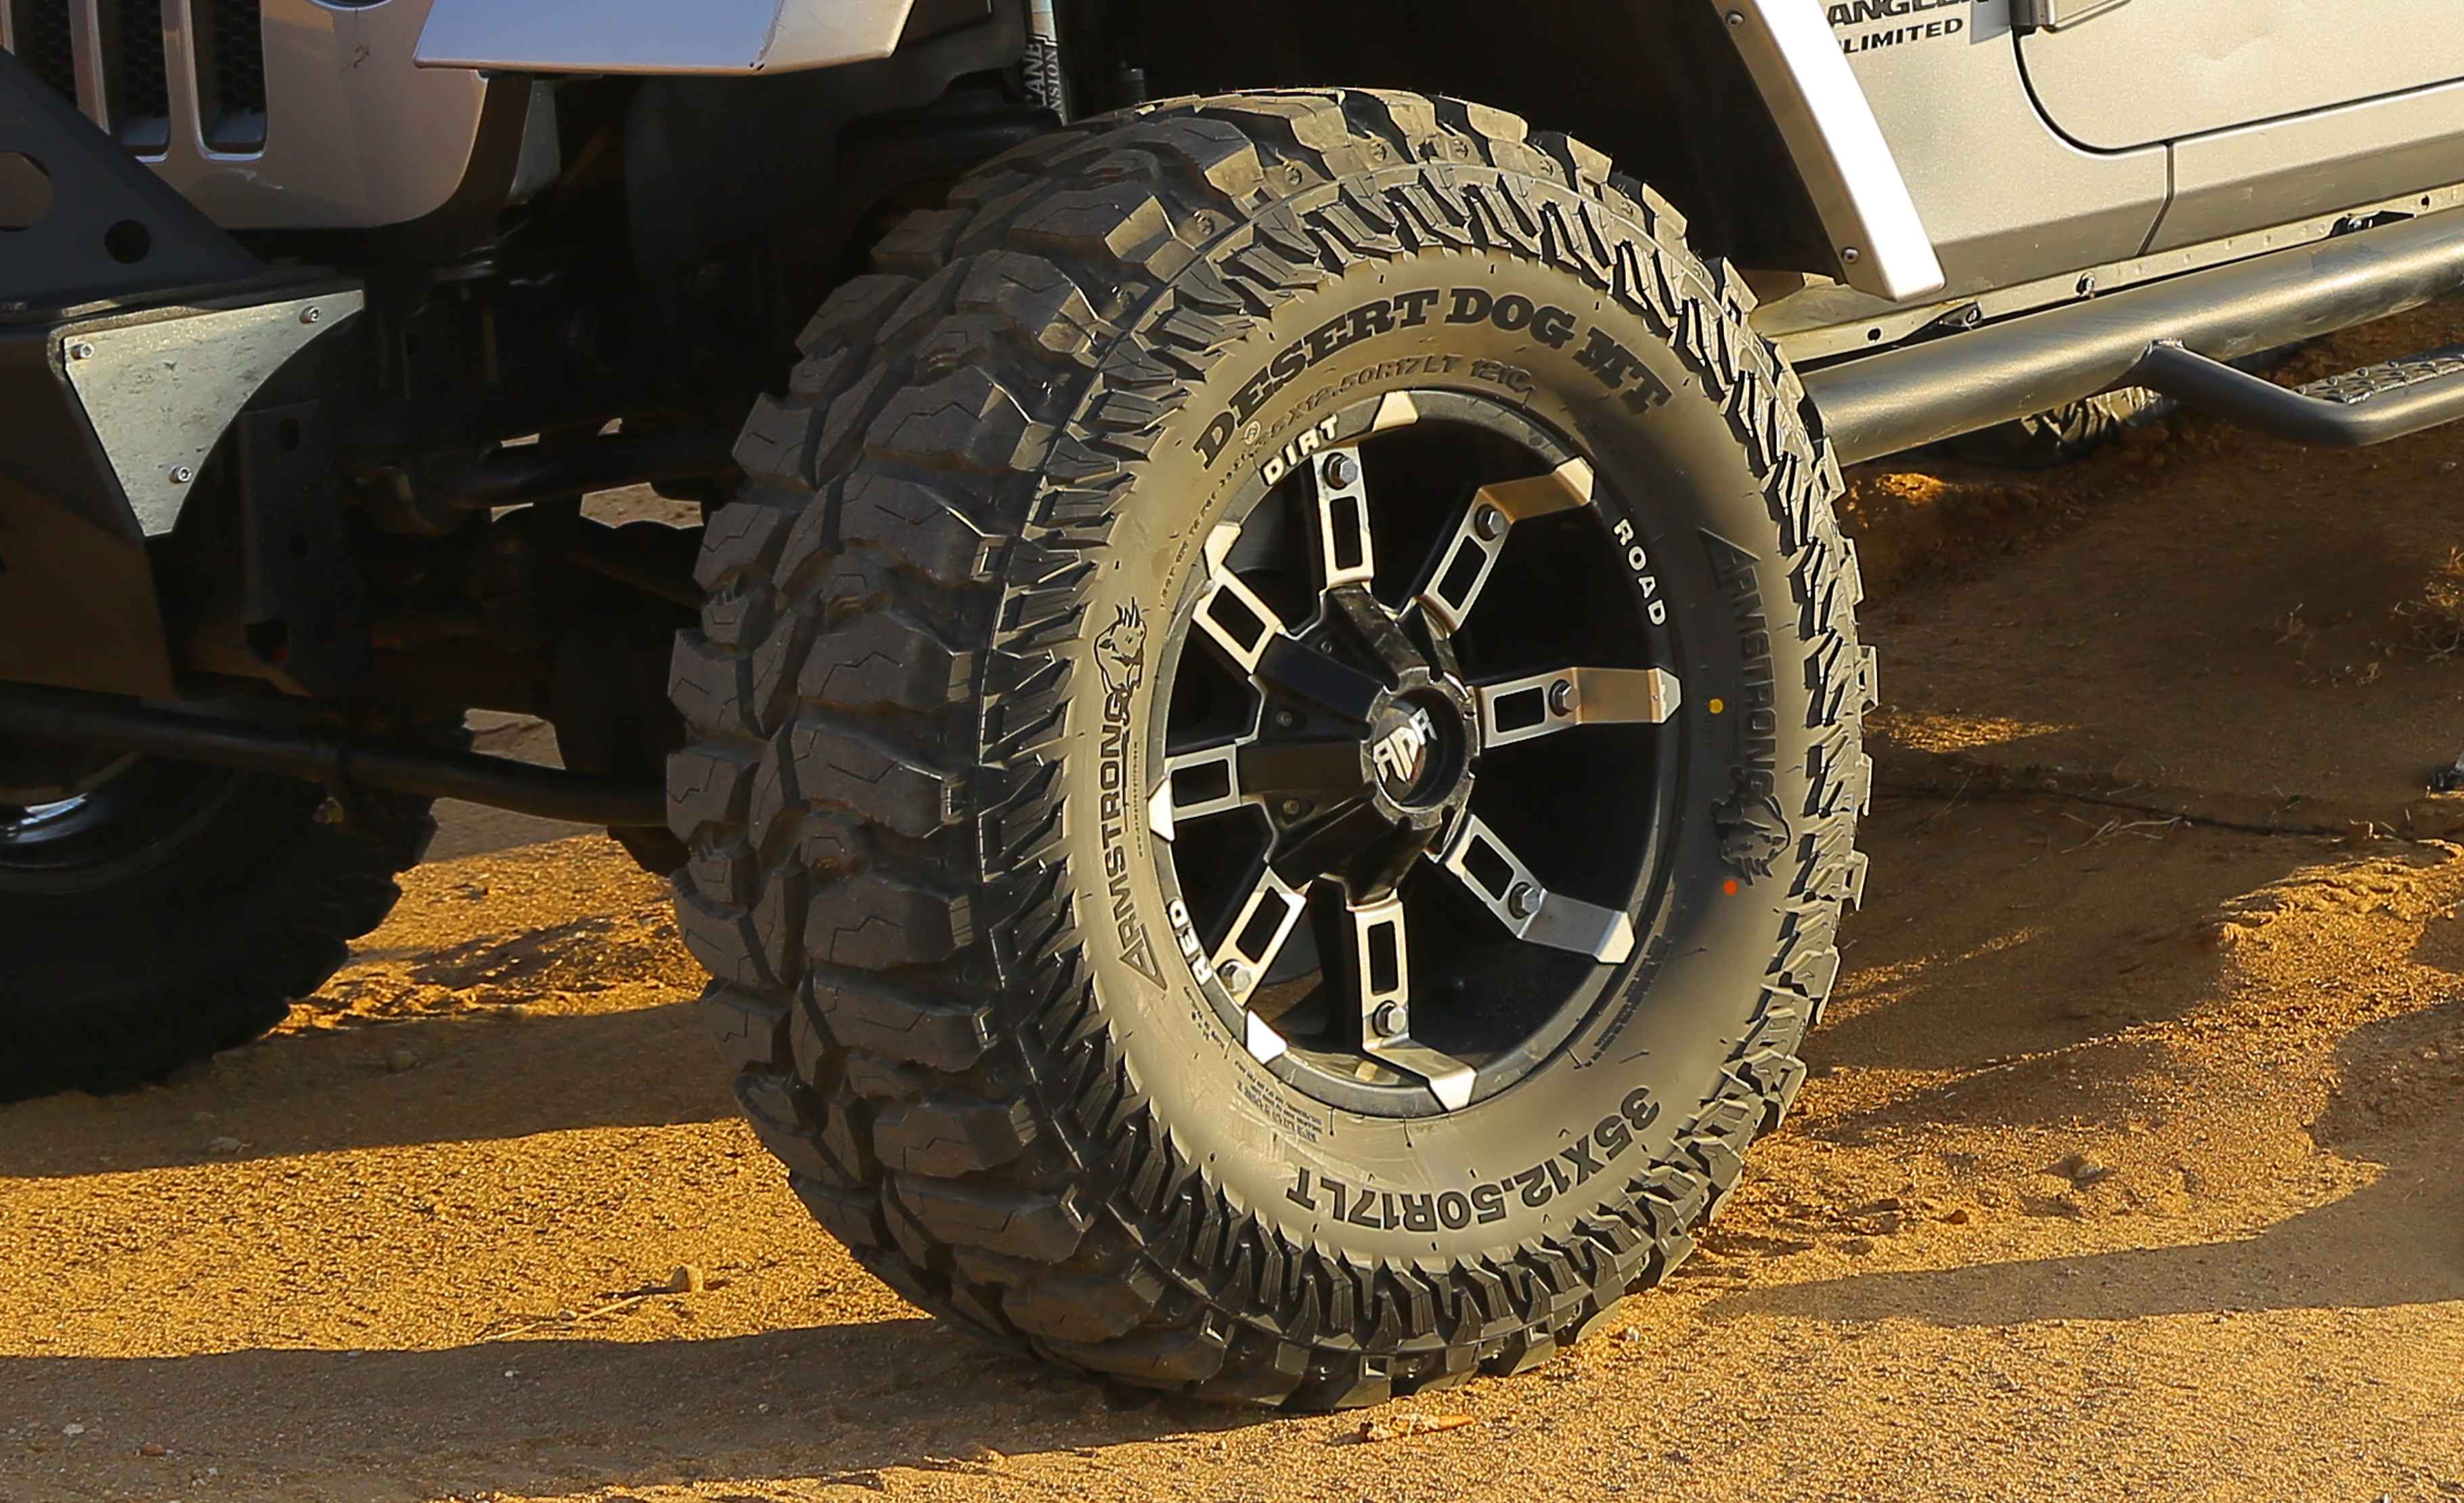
424,431 -> 736,513
0,685 -> 665,829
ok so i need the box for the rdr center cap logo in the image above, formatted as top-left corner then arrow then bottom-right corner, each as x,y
1371,707 -> 1438,796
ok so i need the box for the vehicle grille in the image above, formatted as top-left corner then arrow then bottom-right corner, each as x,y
111,0 -> 171,152
8,2 -> 78,111
1,0 -> 267,156
198,0 -> 264,151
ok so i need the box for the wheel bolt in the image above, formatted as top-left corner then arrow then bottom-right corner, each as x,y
1370,1002 -> 1404,1040
1548,680 -> 1577,716
1325,452 -> 1359,488
1279,798 -> 1310,819
1274,707 -> 1302,730
1507,881 -> 1539,920
1474,504 -> 1506,541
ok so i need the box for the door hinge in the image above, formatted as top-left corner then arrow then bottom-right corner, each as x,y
2012,0 -> 2135,32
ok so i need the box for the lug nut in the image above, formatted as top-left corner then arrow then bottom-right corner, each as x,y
1218,961 -> 1248,993
169,465 -> 194,484
1279,798 -> 1310,819
1274,707 -> 1302,730
1474,504 -> 1506,541
66,341 -> 94,362
1507,882 -> 1539,920
1548,680 -> 1577,716
1324,452 -> 1359,488
299,305 -> 322,325
1370,1002 -> 1404,1040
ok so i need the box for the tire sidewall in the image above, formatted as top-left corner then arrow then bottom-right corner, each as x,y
1047,176 -> 1824,1263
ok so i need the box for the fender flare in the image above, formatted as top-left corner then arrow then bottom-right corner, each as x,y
1715,0 -> 1945,303
414,0 -> 923,75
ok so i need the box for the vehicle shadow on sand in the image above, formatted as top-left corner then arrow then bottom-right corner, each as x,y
0,998 -> 732,1180
0,1320 -> 1254,1502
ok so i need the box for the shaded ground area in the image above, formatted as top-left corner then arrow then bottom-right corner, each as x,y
7,311 -> 2464,1502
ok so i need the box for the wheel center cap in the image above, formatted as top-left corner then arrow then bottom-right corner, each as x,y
1365,692 -> 1466,808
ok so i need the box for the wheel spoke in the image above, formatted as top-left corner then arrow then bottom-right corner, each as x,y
1415,458 -> 1596,632
1271,798 -> 1395,887
1149,739 -> 1254,842
1193,523 -> 1290,674
1251,635 -> 1383,726
1238,737 -> 1368,806
1210,866 -> 1311,1004
1351,896 -> 1476,1111
1474,667 -> 1681,750
1434,812 -> 1635,963
1312,447 -> 1376,589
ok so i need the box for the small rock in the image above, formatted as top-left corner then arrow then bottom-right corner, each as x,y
1350,1413 -> 1475,1445
1841,1236 -> 1876,1255
204,1137 -> 240,1156
964,1444 -> 1005,1465
2050,1152 -> 2115,1186
138,1443 -> 166,1458
669,1264 -> 707,1294
384,1047 -> 422,1074
1866,1211 -> 1906,1236
1941,1205 -> 1981,1226
1616,1326 -> 1645,1343
62,1424 -> 84,1437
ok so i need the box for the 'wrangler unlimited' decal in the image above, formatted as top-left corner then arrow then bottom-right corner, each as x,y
1828,0 -> 1966,52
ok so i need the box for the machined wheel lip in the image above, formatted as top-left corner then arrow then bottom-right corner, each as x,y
1143,387 -> 1686,1118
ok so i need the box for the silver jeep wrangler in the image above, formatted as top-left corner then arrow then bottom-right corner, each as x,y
5,0 -> 2460,1405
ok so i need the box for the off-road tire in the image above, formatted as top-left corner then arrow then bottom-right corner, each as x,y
669,90 -> 1872,1406
0,770 -> 440,1099
1948,386 -> 2170,469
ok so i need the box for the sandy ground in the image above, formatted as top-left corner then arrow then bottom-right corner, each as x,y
9,308 -> 2464,1502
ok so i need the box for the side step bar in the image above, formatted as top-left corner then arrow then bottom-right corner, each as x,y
1805,206 -> 2464,464
2131,341 -> 2464,450
0,685 -> 667,830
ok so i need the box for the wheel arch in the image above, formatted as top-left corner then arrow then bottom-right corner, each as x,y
1090,0 -> 1941,301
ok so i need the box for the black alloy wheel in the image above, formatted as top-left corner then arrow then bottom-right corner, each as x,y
1151,393 -> 1681,1115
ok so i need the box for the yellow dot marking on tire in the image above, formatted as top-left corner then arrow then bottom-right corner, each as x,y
1709,697 -> 1727,714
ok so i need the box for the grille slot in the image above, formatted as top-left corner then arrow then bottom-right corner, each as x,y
1,1 -> 269,157
9,1 -> 79,110
196,0 -> 264,151
108,0 -> 170,152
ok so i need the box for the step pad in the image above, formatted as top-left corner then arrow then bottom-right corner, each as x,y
2300,346 -> 2464,406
